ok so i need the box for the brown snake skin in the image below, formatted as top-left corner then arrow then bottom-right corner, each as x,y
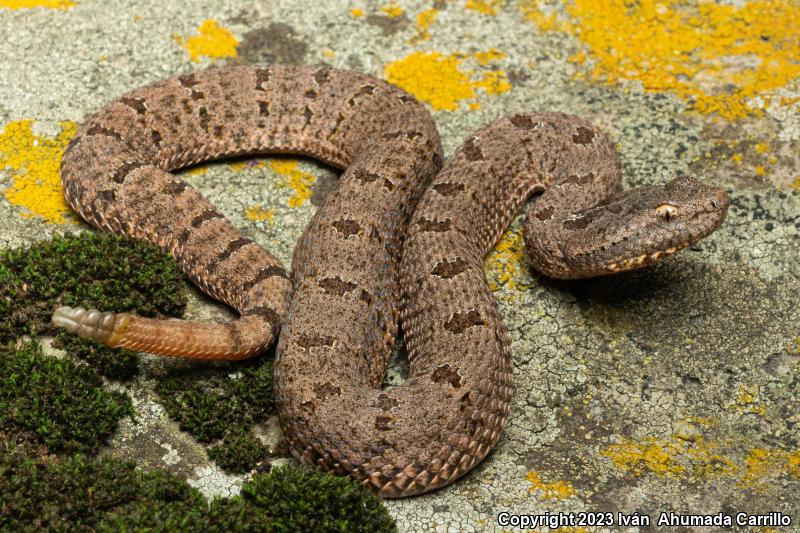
52,64 -> 729,497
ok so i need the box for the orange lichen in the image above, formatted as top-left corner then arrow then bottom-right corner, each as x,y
0,0 -> 73,8
384,51 -> 511,111
465,0 -> 505,16
0,120 -> 77,224
269,160 -> 315,208
526,471 -> 576,499
350,7 -> 364,17
176,19 -> 238,63
521,0 -> 800,120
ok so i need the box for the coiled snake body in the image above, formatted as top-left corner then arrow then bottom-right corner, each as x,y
53,65 -> 729,497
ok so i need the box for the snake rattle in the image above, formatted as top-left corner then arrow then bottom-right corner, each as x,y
52,65 -> 729,497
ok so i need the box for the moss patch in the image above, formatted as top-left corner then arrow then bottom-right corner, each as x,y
154,355 -> 275,473
0,231 -> 276,471
0,232 -> 186,346
243,465 -> 398,532
52,331 -> 139,381
0,232 -> 395,529
0,341 -> 133,454
208,427 -> 270,473
1,450 -> 396,532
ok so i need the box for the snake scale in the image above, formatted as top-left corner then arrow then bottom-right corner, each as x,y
52,64 -> 729,497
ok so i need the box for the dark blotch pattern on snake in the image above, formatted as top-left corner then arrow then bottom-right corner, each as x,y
52,65 -> 729,498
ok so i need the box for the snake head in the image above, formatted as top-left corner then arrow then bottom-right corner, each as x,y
557,176 -> 730,278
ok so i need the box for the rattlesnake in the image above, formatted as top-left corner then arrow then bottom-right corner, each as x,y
52,65 -> 729,497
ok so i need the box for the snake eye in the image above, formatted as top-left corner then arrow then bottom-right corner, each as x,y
655,203 -> 678,222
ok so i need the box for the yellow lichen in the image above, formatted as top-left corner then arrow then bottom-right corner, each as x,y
603,437 -> 686,477
350,7 -> 364,17
519,1 -> 574,32
685,442 -> 739,479
484,227 -> 531,296
176,19 -> 238,63
0,0 -> 73,8
741,448 -> 800,489
602,425 -> 799,490
381,3 -> 404,18
411,8 -> 439,42
269,160 -> 315,208
475,48 -> 505,65
791,178 -> 800,191
384,51 -> 511,112
228,159 -> 263,172
473,69 -> 512,95
729,384 -> 767,417
526,471 -> 576,499
522,0 -> 800,120
245,205 -> 275,224
788,451 -> 800,479
465,0 -> 505,16
183,166 -> 209,177
0,120 -> 77,224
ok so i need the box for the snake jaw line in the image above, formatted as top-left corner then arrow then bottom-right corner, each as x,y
604,241 -> 689,273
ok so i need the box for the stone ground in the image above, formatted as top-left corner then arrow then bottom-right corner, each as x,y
1,0 -> 799,531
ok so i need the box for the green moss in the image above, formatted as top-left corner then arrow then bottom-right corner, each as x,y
0,232 -> 188,453
0,231 -> 278,468
0,340 -> 133,454
242,465 -> 398,533
0,232 -> 395,530
0,232 -> 186,347
52,331 -> 139,381
208,427 -> 270,473
0,446 -> 248,531
154,356 -> 275,473
1,450 -> 396,532
97,497 -> 262,533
